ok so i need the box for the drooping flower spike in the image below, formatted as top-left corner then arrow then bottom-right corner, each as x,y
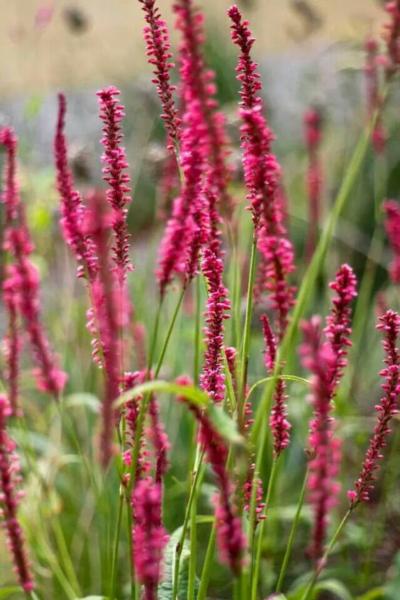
348,309 -> 400,506
0,395 -> 35,592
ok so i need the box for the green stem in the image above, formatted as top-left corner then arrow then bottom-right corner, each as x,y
197,521 -> 216,600
251,456 -> 280,600
238,234 -> 257,424
172,451 -> 205,599
194,275 -> 202,385
110,489 -> 125,600
300,508 -> 352,600
155,286 -> 186,378
276,467 -> 309,593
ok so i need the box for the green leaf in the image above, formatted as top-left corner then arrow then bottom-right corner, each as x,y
158,527 -> 198,599
357,588 -> 385,600
65,393 -> 100,413
314,579 -> 353,600
114,380 -> 209,411
75,596 -> 106,600
0,588 -> 21,599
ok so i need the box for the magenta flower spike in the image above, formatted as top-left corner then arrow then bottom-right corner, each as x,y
2,281 -> 21,416
300,264 -> 357,561
200,190 -> 231,405
228,5 -> 296,338
132,477 -> 168,600
97,86 -> 133,284
304,108 -> 323,258
138,0 -> 181,150
384,200 -> 400,283
54,93 -> 97,280
348,310 -> 400,506
176,376 -> 245,573
0,395 -> 35,592
383,0 -> 400,74
261,315 -> 291,456
83,190 -> 123,467
173,0 -> 233,210
364,37 -> 386,153
0,127 -> 67,398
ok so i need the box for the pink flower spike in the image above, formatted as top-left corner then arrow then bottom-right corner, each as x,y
228,6 -> 296,336
138,0 -> 181,150
384,200 -> 400,283
0,127 -> 67,398
83,190 -> 123,467
132,478 -> 168,600
54,94 -> 97,280
383,0 -> 400,74
0,395 -> 35,592
174,0 -> 233,212
348,309 -> 400,506
304,108 -> 323,257
364,37 -> 386,153
261,314 -> 291,456
97,86 -> 133,283
176,378 -> 245,573
2,280 -> 22,416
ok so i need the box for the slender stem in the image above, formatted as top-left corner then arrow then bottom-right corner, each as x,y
172,451 -> 205,599
110,489 -> 125,600
187,485 -> 198,600
276,467 -> 309,593
300,508 -> 352,600
194,275 -> 202,385
148,294 -> 164,372
251,456 -> 280,600
155,286 -> 186,378
197,521 -> 216,600
238,234 -> 257,424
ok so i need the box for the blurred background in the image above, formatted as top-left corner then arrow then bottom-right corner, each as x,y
3,2 -> 400,596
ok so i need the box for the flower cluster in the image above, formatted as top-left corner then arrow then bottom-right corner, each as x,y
348,310 -> 400,506
0,395 -> 34,592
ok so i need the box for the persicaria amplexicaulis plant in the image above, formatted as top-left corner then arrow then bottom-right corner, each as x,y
2,1 -> 400,598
